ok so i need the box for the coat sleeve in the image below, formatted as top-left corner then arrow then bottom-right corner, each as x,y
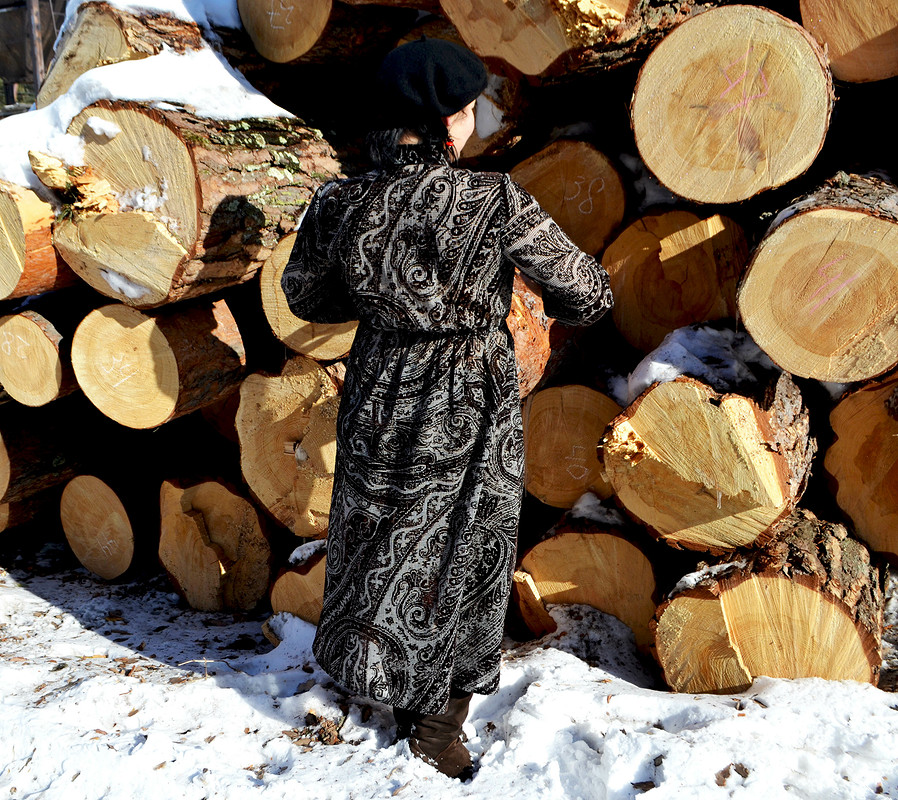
280,183 -> 358,324
499,176 -> 613,327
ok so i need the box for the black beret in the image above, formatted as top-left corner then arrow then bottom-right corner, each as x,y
377,37 -> 488,120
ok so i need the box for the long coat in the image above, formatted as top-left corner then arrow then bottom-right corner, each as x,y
281,146 -> 612,714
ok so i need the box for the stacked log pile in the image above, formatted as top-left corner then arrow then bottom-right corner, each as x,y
1,0 -> 896,694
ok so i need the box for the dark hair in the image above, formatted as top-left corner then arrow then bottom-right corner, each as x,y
365,119 -> 457,169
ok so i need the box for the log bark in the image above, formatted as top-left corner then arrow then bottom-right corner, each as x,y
652,509 -> 885,693
601,211 -> 747,352
523,384 -> 620,507
509,140 -> 625,256
631,5 -> 833,204
825,373 -> 898,564
35,1 -> 206,108
71,299 -> 246,429
37,100 -> 343,308
269,541 -> 327,624
601,372 -> 815,553
236,0 -> 416,65
159,479 -> 272,611
0,180 -> 77,300
800,0 -> 898,83
737,172 -> 898,383
517,515 -> 658,649
235,356 -> 339,536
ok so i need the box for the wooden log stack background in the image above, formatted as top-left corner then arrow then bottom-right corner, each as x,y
1,0 -> 897,694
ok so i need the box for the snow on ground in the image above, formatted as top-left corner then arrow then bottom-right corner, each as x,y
2,538 -> 897,800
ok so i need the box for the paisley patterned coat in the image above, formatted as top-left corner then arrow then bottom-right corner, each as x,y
282,146 -> 612,714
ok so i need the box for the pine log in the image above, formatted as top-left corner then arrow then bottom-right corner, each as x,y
440,0 -> 704,77
517,515 -> 658,649
60,475 -> 137,580
159,479 -> 272,611
509,140 -> 625,256
523,384 -> 620,507
602,211 -> 747,352
800,0 -> 898,83
36,101 -> 343,308
601,372 -> 815,553
260,233 -> 358,361
269,542 -> 327,624
236,0 -> 416,65
0,487 -> 60,534
508,271 -> 553,397
235,356 -> 339,536
631,5 -> 833,204
737,173 -> 898,383
652,509 -> 885,693
0,180 -> 77,300
825,374 -> 898,564
71,300 -> 246,429
35,1 -> 206,108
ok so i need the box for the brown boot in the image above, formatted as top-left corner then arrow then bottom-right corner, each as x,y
407,690 -> 474,780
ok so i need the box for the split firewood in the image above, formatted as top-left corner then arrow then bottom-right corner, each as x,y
35,1 -> 206,108
159,479 -> 272,611
601,211 -> 747,352
236,0 -> 416,65
509,140 -> 625,256
235,356 -> 339,537
825,373 -> 898,564
652,509 -> 885,693
601,371 -> 815,553
517,514 -> 658,649
269,541 -> 328,624
800,0 -> 898,83
523,384 -> 620,507
71,299 -> 246,429
631,5 -> 833,203
738,172 -> 898,383
0,179 -> 77,301
440,0 -> 703,77
34,101 -> 342,308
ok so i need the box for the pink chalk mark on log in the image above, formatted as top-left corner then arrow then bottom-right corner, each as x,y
717,49 -> 770,116
807,254 -> 859,312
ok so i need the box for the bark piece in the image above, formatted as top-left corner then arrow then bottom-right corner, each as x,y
523,384 -> 620,507
653,509 -> 885,693
737,173 -> 898,383
41,101 -> 342,308
631,5 -> 833,203
601,373 -> 815,553
602,211 -> 747,352
71,300 -> 246,429
518,516 -> 658,648
235,356 -> 339,536
800,0 -> 898,83
825,374 -> 898,564
509,140 -> 625,256
159,479 -> 272,611
0,180 -> 77,300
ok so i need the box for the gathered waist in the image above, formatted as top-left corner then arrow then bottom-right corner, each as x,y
358,321 -> 504,341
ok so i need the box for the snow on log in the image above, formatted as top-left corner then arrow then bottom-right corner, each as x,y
235,356 -> 339,537
35,100 -> 342,308
737,172 -> 898,383
601,371 -> 815,553
159,479 -> 272,611
35,1 -> 206,108
523,384 -> 620,507
602,211 -> 747,352
800,0 -> 898,83
825,373 -> 898,565
631,5 -> 833,203
653,509 -> 885,693
71,299 -> 246,429
517,514 -> 658,649
0,180 -> 77,300
509,140 -> 625,256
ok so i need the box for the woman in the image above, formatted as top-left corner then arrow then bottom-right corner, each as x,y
281,37 -> 613,779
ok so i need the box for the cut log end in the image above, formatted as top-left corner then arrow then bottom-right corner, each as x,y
0,313 -> 68,406
60,475 -> 135,580
269,552 -> 327,624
